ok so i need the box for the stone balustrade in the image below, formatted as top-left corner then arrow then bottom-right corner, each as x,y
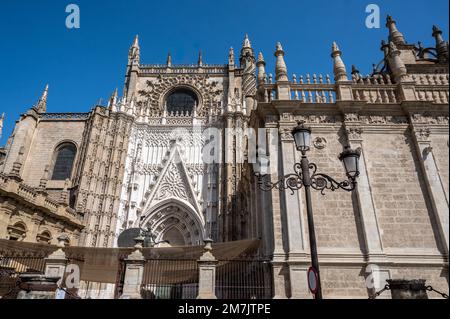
0,173 -> 84,226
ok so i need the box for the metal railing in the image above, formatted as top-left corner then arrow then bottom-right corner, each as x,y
141,259 -> 199,299
215,259 -> 273,300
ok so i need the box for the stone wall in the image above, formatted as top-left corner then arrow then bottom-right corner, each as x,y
306,130 -> 362,251
364,132 -> 439,250
22,120 -> 85,187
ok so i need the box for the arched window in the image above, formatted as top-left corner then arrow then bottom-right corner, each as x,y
166,88 -> 198,115
8,222 -> 27,241
36,230 -> 52,244
51,143 -> 77,181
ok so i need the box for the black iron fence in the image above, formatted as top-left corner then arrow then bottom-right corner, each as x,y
141,259 -> 199,299
215,259 -> 273,299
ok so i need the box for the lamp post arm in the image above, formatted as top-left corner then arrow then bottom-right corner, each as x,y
308,162 -> 357,195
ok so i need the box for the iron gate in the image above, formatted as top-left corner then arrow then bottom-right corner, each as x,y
141,259 -> 199,299
215,259 -> 273,299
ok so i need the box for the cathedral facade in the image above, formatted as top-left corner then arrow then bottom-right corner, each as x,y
0,16 -> 448,298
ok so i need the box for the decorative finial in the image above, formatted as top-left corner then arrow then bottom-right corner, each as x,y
35,84 -> 48,113
228,47 -> 235,66
257,52 -> 265,64
108,88 -> 118,110
276,42 -> 283,52
243,33 -> 252,48
166,52 -> 172,67
351,65 -> 360,75
198,50 -> 203,66
386,15 -> 406,45
132,34 -> 139,48
274,42 -> 288,82
332,41 -> 339,52
331,42 -> 348,82
257,52 -> 266,85
432,25 -> 448,63
129,35 -> 140,63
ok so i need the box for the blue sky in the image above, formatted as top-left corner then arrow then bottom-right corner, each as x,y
0,0 -> 448,145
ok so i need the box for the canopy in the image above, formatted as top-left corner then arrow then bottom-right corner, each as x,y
0,239 -> 261,284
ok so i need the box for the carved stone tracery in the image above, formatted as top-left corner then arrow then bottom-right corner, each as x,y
137,75 -> 223,116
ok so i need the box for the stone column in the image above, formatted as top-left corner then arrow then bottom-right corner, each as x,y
120,237 -> 145,299
45,234 -> 69,287
197,239 -> 218,299
278,120 -> 309,299
343,120 -> 385,262
279,121 -> 306,255
410,124 -> 449,254
265,121 -> 289,299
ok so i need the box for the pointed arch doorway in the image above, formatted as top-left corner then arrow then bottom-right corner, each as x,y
140,199 -> 205,247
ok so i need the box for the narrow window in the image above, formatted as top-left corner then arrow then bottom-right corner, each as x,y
51,143 -> 77,180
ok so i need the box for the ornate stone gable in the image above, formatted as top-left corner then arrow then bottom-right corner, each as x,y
156,162 -> 190,201
140,142 -> 202,216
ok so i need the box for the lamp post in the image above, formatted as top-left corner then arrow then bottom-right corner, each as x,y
255,122 -> 361,299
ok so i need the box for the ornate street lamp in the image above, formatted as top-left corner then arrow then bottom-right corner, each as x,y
255,122 -> 361,299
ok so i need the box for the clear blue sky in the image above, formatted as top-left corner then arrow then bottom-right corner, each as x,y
0,0 -> 448,145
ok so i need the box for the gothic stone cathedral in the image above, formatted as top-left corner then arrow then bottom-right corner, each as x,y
0,16 -> 449,298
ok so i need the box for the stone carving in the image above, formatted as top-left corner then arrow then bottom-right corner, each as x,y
346,127 -> 363,140
156,163 -> 189,201
279,128 -> 294,141
415,128 -> 431,142
295,115 -> 337,124
361,115 -> 408,125
344,113 -> 360,122
137,75 -> 223,116
411,113 -> 449,125
313,137 -> 328,149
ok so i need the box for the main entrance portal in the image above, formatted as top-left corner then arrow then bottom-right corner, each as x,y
141,201 -> 205,247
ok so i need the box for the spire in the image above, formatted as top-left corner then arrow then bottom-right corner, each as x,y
256,52 -> 266,85
128,35 -> 140,64
388,41 -> 407,82
274,42 -> 288,82
386,15 -> 406,45
240,34 -> 255,67
35,84 -> 48,113
108,88 -> 118,111
242,33 -> 252,48
331,42 -> 348,82
198,50 -> 203,67
228,47 -> 235,67
432,25 -> 449,63
132,34 -> 139,48
166,52 -> 172,67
